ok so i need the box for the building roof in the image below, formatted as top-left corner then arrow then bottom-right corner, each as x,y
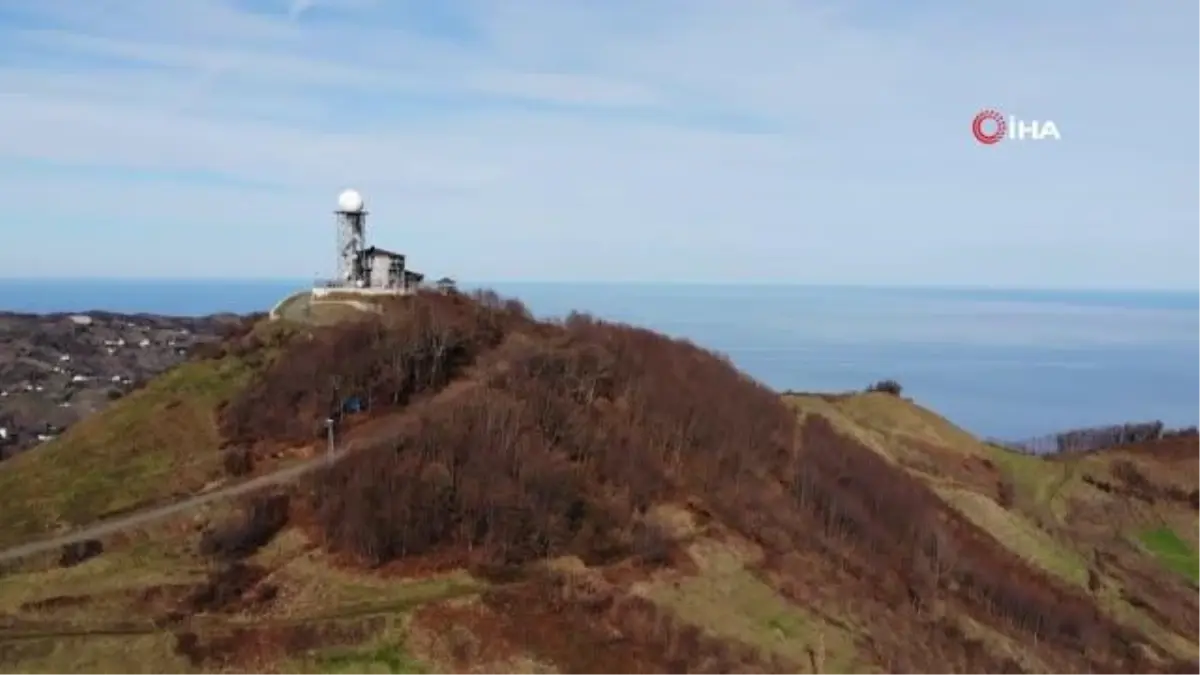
363,245 -> 404,259
403,270 -> 425,282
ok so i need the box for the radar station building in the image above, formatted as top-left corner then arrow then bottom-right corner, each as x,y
319,189 -> 424,295
362,246 -> 424,291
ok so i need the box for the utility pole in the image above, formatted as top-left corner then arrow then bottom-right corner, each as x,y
324,417 -> 336,465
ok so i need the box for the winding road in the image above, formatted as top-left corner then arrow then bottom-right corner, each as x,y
0,450 -> 344,565
0,367 -> 477,566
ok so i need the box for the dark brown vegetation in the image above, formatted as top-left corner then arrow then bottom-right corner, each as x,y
218,290 -> 531,452
185,562 -> 276,614
1081,457 -> 1199,510
175,290 -> 1195,672
997,477 -> 1016,508
173,618 -> 379,669
746,416 -> 1175,673
221,445 -> 254,477
58,539 -> 103,568
188,314 -> 266,361
301,307 -> 793,570
865,379 -> 904,396
199,493 -> 291,561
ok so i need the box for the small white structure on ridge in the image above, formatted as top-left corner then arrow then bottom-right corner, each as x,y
322,188 -> 424,296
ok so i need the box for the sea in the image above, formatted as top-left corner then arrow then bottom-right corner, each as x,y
1,279 -> 1195,442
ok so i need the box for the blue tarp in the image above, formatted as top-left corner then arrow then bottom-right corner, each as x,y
342,396 -> 365,414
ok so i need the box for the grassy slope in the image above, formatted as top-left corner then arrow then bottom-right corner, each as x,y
0,361 -> 1195,671
0,357 -> 260,550
272,290 -> 380,326
788,393 -> 1198,661
1138,528 -> 1199,581
0,316 -> 317,552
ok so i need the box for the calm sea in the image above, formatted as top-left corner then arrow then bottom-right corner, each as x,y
1,279 -> 1195,441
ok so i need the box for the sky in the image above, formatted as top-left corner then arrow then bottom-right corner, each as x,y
0,0 -> 1196,288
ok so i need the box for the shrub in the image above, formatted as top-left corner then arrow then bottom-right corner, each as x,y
199,494 -> 290,561
997,478 -> 1016,508
189,341 -> 226,361
222,446 -> 254,477
186,562 -> 269,613
866,379 -> 904,396
1111,460 -> 1153,497
59,539 -> 103,567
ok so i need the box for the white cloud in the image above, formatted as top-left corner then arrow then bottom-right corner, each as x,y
0,0 -> 1195,287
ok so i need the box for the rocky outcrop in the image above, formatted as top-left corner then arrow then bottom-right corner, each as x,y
0,311 -> 242,458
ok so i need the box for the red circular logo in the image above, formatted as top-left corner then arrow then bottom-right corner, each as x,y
972,109 -> 1006,145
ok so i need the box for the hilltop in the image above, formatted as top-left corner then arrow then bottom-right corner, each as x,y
0,289 -> 1195,673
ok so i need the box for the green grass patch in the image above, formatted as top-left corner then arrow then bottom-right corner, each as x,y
0,356 -> 261,549
985,445 -> 1081,522
271,290 -> 312,321
313,644 -> 428,674
278,612 -> 432,674
645,540 -> 860,673
262,550 -> 484,620
1137,527 -> 1199,582
271,289 -> 382,327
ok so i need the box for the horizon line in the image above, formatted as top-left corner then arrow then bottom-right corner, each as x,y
0,277 -> 1196,295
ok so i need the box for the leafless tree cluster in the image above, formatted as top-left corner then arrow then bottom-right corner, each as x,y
780,417 -> 1170,672
219,291 -> 532,448
304,309 -> 796,568
203,289 -> 1192,672
1004,420 -> 1197,455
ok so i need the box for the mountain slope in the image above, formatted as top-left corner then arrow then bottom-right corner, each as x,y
0,310 -> 241,459
0,290 -> 1194,674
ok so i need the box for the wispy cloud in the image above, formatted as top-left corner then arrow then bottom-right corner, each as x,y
0,0 -> 1195,286
287,0 -> 316,22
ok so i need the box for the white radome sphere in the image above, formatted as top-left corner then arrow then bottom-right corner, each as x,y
337,189 -> 364,213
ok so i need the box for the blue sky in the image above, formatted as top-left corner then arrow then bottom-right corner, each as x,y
0,0 -> 1196,288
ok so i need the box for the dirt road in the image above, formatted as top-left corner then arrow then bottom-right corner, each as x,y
0,376 -> 469,566
0,450 -> 342,565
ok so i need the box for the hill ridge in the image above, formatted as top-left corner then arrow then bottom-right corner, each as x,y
0,289 -> 1194,673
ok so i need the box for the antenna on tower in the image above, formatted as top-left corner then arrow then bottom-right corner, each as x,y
335,189 -> 366,287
